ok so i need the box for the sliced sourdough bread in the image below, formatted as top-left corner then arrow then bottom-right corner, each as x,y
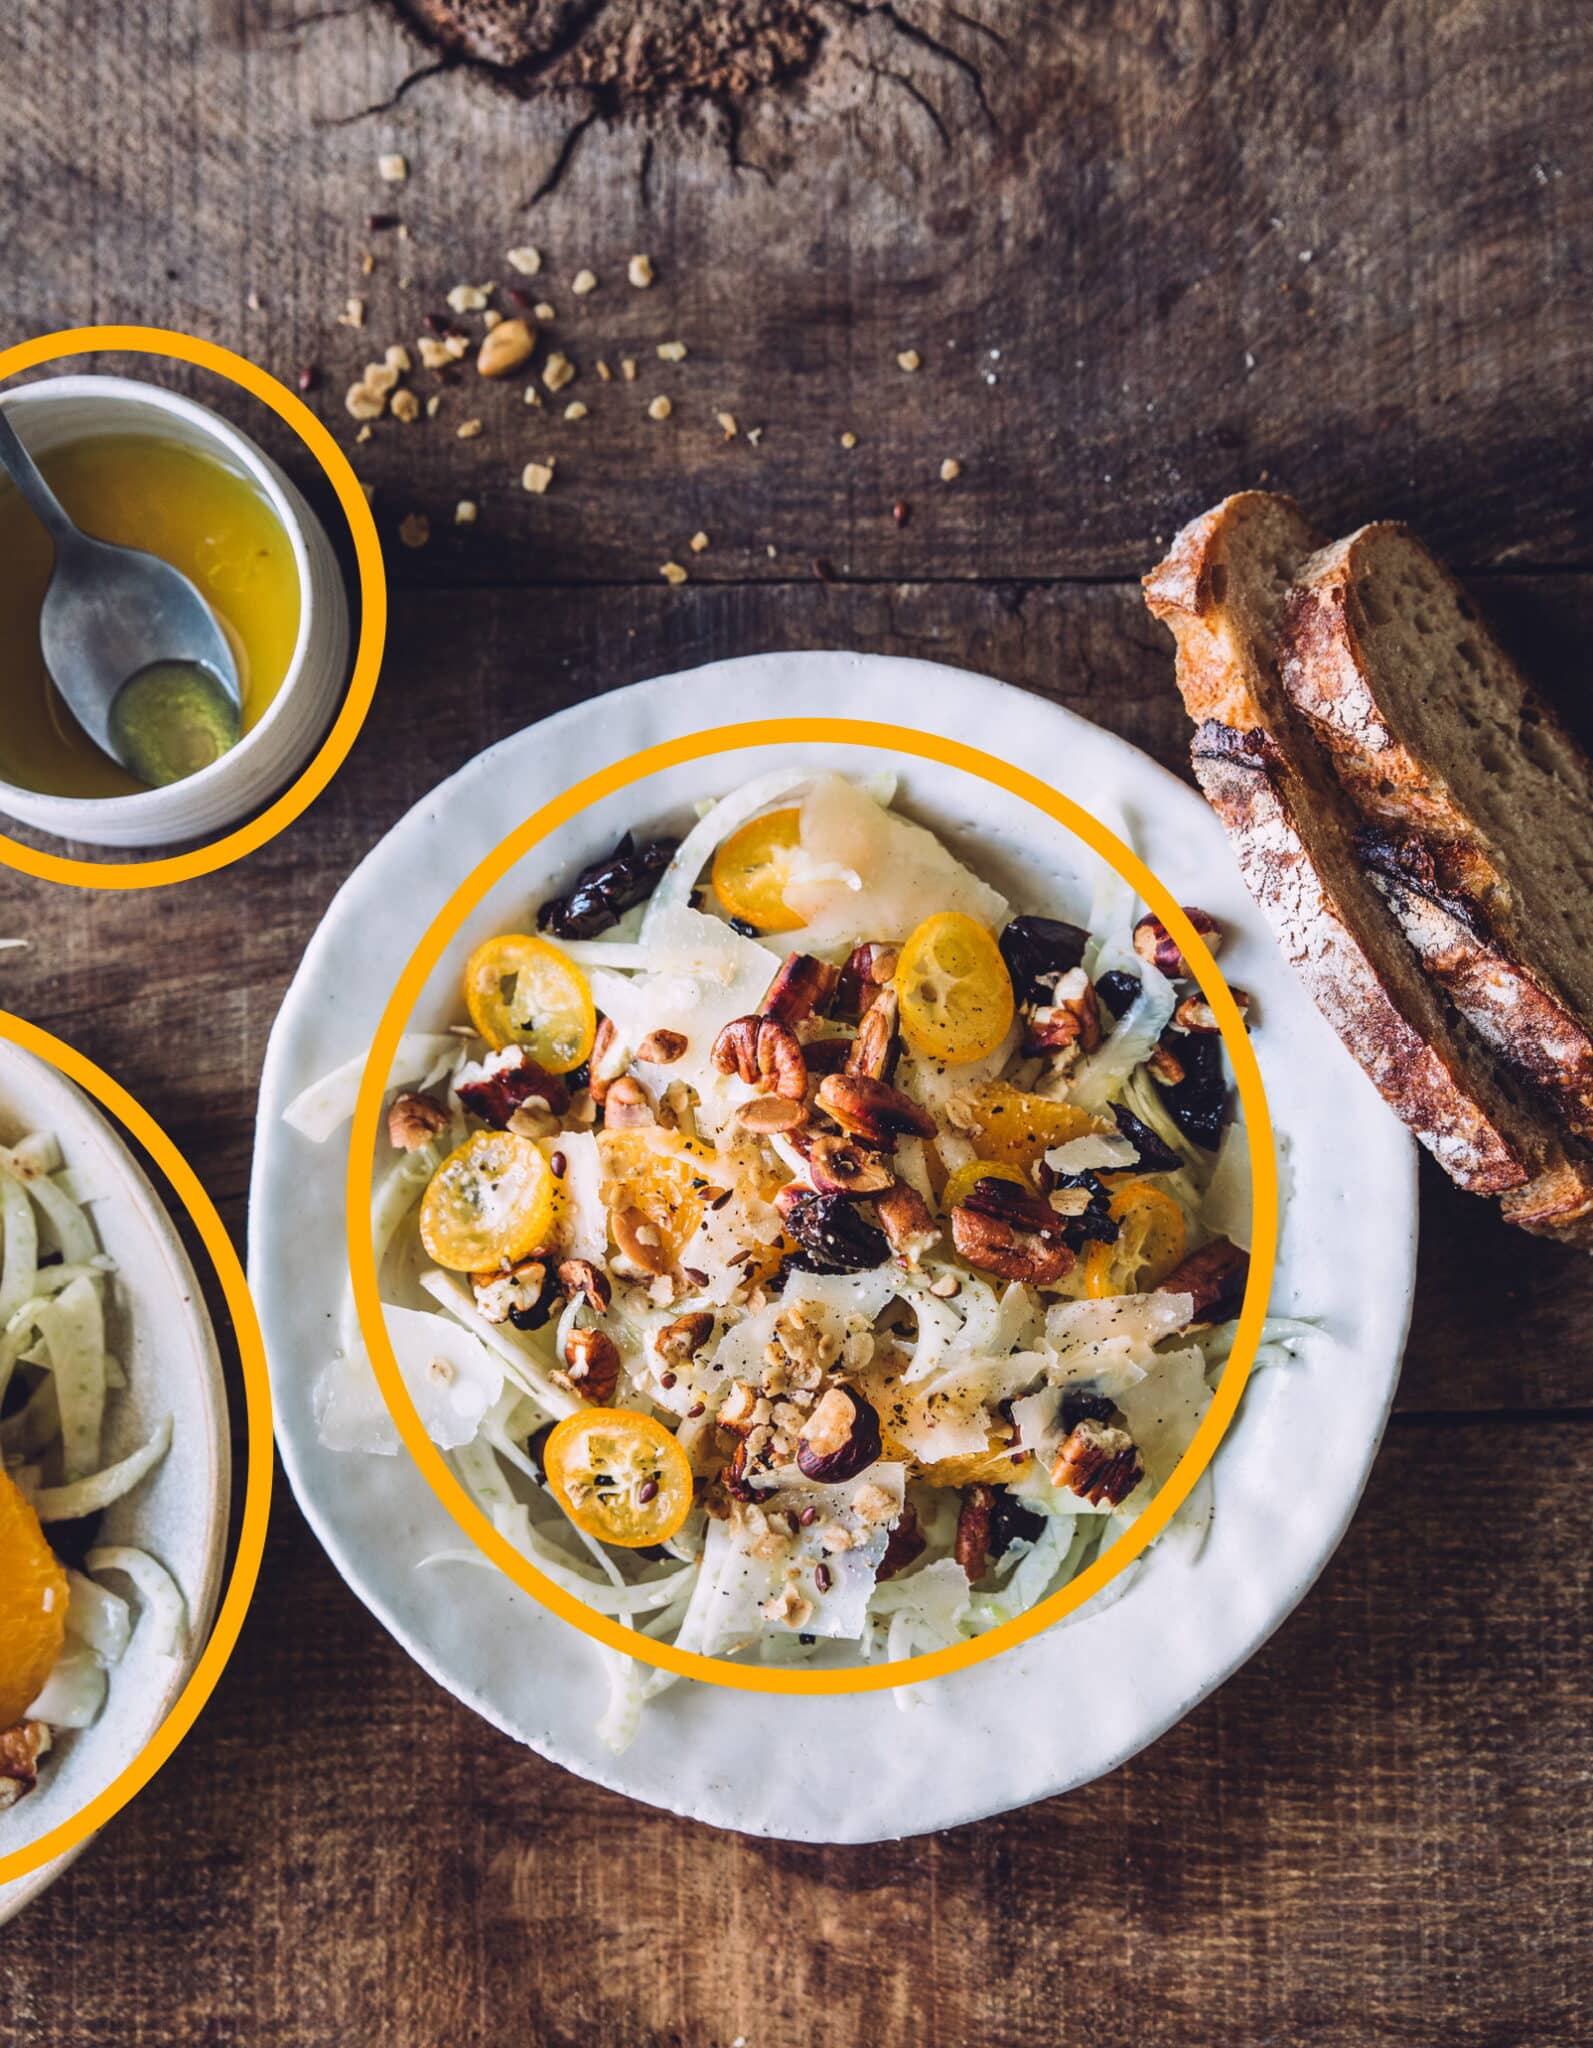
1280,524 -> 1593,1138
1143,492 -> 1593,1245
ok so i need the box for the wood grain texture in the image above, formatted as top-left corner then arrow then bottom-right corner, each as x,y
2,0 -> 1591,2036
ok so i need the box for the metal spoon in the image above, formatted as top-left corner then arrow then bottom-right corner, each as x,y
0,407 -> 242,785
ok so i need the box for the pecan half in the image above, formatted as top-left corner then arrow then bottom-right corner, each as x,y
387,1091 -> 450,1151
815,1071 -> 934,1144
1050,1418 -> 1143,1506
0,1721 -> 51,1813
1155,1235 -> 1249,1315
954,1483 -> 996,1581
1173,987 -> 1251,1034
556,1257 -> 612,1313
457,1044 -> 569,1126
1146,1042 -> 1187,1087
951,1202 -> 1074,1286
1132,907 -> 1224,977
835,942 -> 898,1020
636,1028 -> 688,1065
876,1502 -> 927,1580
760,952 -> 840,1027
845,985 -> 900,1082
658,1310 -> 715,1367
795,1384 -> 882,1483
874,1182 -> 939,1263
804,1133 -> 895,1197
1023,965 -> 1101,1063
603,1075 -> 656,1128
562,1326 -> 621,1404
957,1174 -> 1072,1239
711,1015 -> 808,1100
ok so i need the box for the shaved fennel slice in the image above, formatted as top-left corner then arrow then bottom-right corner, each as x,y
283,1032 -> 461,1143
1069,955 -> 1176,1112
27,1646 -> 107,1729
34,1414 -> 172,1521
85,1546 -> 188,1657
38,1274 -> 106,1481
0,1170 -> 38,1322
1199,1118 -> 1254,1251
11,1165 -> 98,1266
642,767 -> 813,933
63,1569 -> 133,1662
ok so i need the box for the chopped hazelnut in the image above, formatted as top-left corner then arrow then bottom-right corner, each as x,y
572,268 -> 598,296
840,431 -> 858,449
621,357 -> 639,382
377,152 -> 408,183
716,410 -> 738,439
896,348 -> 921,372
456,418 -> 483,439
542,352 -> 576,393
521,460 -> 556,494
454,500 -> 478,525
506,245 -> 542,275
390,388 -> 420,423
660,561 -> 688,585
338,296 -> 367,329
564,401 -> 589,421
940,458 -> 962,481
689,531 -> 710,553
657,340 -> 687,362
447,282 -> 490,314
647,395 -> 673,421
628,253 -> 655,288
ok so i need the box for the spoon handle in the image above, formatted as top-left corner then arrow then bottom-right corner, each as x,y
0,407 -> 78,544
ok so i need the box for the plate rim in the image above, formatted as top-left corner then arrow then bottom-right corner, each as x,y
251,649 -> 1419,1842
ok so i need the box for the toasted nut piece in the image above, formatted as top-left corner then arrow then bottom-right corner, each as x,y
954,1483 -> 996,1581
875,1182 -> 939,1263
477,317 -> 535,378
1174,987 -> 1252,1034
796,1385 -> 882,1483
603,1076 -> 655,1128
1147,1043 -> 1187,1087
950,1203 -> 1074,1286
801,1036 -> 854,1074
1050,1418 -> 1143,1506
876,1502 -> 926,1580
804,1133 -> 894,1197
1023,966 -> 1102,1063
718,1378 -> 760,1434
1155,1235 -> 1249,1315
845,986 -> 900,1082
588,1014 -> 628,1105
658,1311 -> 715,1367
556,1257 -> 612,1313
636,1028 -> 688,1064
736,1094 -> 810,1135
387,1090 -> 450,1151
562,1326 -> 621,1404
711,1015 -> 808,1100
471,1256 -> 550,1329
0,1721 -> 52,1813
612,1203 -> 671,1276
760,952 -> 840,1026
958,1174 -> 1072,1238
1132,907 -> 1224,977
816,1071 -> 934,1144
835,942 -> 899,1019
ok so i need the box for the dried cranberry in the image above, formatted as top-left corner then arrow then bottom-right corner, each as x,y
988,1488 -> 1046,1557
1154,1028 -> 1226,1149
1111,1101 -> 1182,1173
537,832 -> 679,940
1094,968 -> 1142,1019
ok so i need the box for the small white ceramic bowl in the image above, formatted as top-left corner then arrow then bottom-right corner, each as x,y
0,1042 -> 230,1922
0,374 -> 350,850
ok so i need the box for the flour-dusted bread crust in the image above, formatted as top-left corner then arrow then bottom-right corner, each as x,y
1145,493 -> 1593,1244
1280,525 -> 1593,1137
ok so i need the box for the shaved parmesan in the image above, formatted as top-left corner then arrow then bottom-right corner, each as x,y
382,1304 -> 505,1450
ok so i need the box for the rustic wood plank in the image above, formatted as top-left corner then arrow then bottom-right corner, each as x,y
4,1420 -> 1587,2045
4,0 -> 1590,583
2,576 -> 1586,1415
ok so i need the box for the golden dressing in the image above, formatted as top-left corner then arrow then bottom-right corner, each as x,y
0,434 -> 300,798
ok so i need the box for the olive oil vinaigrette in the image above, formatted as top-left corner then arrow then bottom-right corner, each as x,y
0,434 -> 300,797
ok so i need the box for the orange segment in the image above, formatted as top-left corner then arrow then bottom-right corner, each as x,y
896,911 -> 1015,1064
0,1468 -> 68,1726
597,1126 -> 720,1270
1082,1180 -> 1189,1297
952,1082 -> 1110,1181
711,807 -> 804,933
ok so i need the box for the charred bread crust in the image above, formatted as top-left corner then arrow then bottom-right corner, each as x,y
1189,723 -> 1530,1196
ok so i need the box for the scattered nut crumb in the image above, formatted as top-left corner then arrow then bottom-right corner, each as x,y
563,401 -> 588,421
717,410 -> 739,439
363,361 -> 400,397
417,336 -> 452,369
572,268 -> 598,296
657,340 -> 687,362
344,380 -> 386,421
746,426 -> 763,446
647,395 -> 673,421
506,246 -> 542,276
359,251 -> 374,276
246,288 -> 263,311
596,359 -> 613,382
456,418 -> 483,439
447,283 -> 490,314
840,431 -> 858,449
385,343 -> 412,374
621,358 -> 638,382
521,460 -> 556,494
940,457 -> 962,482
689,531 -> 710,553
660,561 -> 688,585
355,425 -> 372,444
455,499 -> 477,525
896,348 -> 921,372
523,386 -> 543,408
425,394 -> 441,418
443,334 -> 469,361
482,307 -> 502,330
628,253 -> 655,288
338,297 -> 366,329
390,388 -> 421,423
543,352 -> 576,392
534,301 -> 556,322
378,153 -> 408,183
399,512 -> 429,548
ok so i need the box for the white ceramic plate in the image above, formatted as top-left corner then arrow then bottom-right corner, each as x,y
252,654 -> 1418,1844
0,1043 -> 230,1922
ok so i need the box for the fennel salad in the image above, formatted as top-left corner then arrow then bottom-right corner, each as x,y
0,1115 -> 184,1814
290,767 -> 1312,1750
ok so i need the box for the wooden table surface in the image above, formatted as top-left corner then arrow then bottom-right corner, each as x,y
2,3 -> 1590,2041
